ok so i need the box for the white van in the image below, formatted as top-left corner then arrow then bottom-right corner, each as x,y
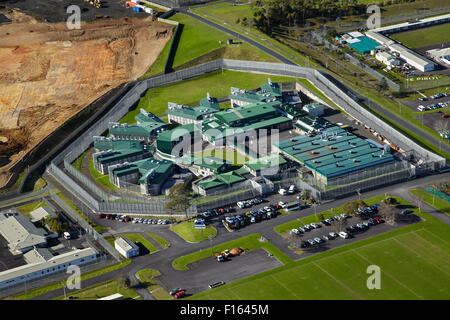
278,188 -> 287,195
288,185 -> 296,194
417,105 -> 425,112
63,232 -> 71,240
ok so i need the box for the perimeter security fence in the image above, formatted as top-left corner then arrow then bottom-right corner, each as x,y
47,59 -> 446,216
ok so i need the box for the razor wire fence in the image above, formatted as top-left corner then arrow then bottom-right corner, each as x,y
48,190 -> 121,261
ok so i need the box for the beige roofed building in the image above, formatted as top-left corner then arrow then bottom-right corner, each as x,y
0,214 -> 48,254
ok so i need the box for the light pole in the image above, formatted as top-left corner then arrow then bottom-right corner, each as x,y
61,281 -> 67,300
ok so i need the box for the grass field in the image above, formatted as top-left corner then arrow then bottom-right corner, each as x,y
189,195 -> 450,300
120,70 -> 296,123
168,14 -> 277,70
53,278 -> 140,300
410,189 -> 450,215
172,233 -> 293,271
135,269 -> 172,300
169,221 -> 217,243
390,23 -> 450,48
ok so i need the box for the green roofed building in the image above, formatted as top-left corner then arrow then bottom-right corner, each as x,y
109,158 -> 173,195
109,110 -> 168,143
244,154 -> 289,177
194,170 -> 246,196
156,123 -> 202,160
273,125 -> 396,185
229,78 -> 282,107
166,93 -> 220,125
92,139 -> 152,175
201,102 -> 292,145
189,156 -> 232,177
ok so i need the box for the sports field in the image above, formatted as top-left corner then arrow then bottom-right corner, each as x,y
390,23 -> 450,48
189,196 -> 450,300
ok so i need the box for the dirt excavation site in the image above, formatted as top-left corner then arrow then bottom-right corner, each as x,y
0,6 -> 173,188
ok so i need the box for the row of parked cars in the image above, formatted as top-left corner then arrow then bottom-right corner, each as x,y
199,207 -> 234,219
97,213 -> 170,225
419,92 -> 449,101
236,197 -> 264,209
290,206 -> 385,248
224,204 -> 280,230
132,218 -> 171,225
417,101 -> 448,112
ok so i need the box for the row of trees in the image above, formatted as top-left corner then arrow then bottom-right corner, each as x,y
251,0 -> 367,34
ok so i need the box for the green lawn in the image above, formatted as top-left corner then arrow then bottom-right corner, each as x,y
146,233 -> 170,248
168,13 -> 277,70
172,233 -> 293,271
72,149 -> 88,172
135,269 -> 172,300
106,233 -> 158,254
410,189 -> 450,215
88,158 -> 118,191
193,149 -> 249,165
16,201 -> 48,217
169,221 -> 217,243
390,23 -> 450,48
120,70 -> 296,122
7,259 -> 131,300
53,278 -> 139,300
189,195 -> 450,300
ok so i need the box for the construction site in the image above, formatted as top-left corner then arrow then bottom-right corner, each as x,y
0,3 -> 173,189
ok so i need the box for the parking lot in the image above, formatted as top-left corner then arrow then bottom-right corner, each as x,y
402,92 -> 450,112
415,111 -> 449,132
160,248 -> 283,296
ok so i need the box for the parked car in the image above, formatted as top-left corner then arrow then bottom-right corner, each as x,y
401,209 -> 413,215
329,232 -> 337,239
173,290 -> 186,299
338,231 -> 349,239
307,239 -> 317,246
279,188 -> 288,195
288,185 -> 296,194
291,229 -> 300,235
278,201 -> 287,208
98,213 -> 105,219
323,235 -> 330,241
314,237 -> 324,244
300,241 -> 309,248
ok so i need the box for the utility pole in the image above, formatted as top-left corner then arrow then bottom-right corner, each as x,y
61,281 -> 67,300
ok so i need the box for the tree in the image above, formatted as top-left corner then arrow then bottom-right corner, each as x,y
378,202 -> 399,225
342,200 -> 367,216
330,217 -> 347,233
165,184 -> 192,219
283,230 -> 303,249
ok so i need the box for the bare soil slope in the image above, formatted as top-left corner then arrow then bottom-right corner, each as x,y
0,8 -> 173,188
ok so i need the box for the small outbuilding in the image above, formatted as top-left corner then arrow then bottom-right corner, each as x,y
114,237 -> 140,258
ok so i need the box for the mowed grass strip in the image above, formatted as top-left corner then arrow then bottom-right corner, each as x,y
146,232 -> 170,248
135,269 -> 172,300
410,189 -> 450,215
53,278 -> 139,300
189,196 -> 450,300
171,233 -> 292,271
169,221 -> 217,244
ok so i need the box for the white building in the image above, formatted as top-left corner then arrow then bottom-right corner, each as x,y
375,51 -> 401,67
29,207 -> 57,223
0,248 -> 97,290
427,47 -> 450,66
389,43 -> 436,72
114,237 -> 140,258
0,214 -> 48,254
